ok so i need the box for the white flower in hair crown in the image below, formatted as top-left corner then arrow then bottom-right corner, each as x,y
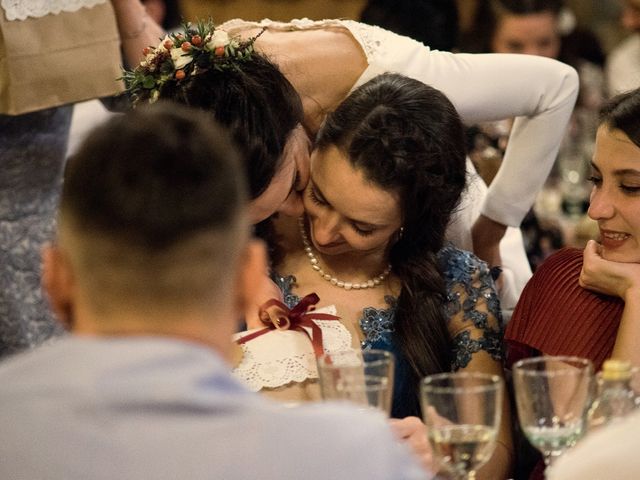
122,19 -> 261,105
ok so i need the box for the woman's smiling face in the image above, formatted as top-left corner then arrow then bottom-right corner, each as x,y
588,125 -> 640,263
303,145 -> 402,258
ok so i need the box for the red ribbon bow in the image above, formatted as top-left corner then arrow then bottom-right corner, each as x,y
236,293 -> 340,357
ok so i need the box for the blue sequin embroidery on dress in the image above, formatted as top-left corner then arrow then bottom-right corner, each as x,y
360,296 -> 396,349
273,244 -> 503,372
440,245 -> 504,369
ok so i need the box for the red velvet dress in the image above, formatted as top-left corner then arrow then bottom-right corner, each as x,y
505,248 -> 625,480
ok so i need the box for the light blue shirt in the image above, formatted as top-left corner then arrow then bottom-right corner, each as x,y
0,336 -> 427,479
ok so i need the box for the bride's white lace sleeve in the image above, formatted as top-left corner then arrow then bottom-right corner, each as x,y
343,20 -> 579,228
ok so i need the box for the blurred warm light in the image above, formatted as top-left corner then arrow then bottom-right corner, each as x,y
180,0 -> 366,24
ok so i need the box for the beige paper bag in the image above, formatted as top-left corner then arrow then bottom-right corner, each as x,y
0,2 -> 124,115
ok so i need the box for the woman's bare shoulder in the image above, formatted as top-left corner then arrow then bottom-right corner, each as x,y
256,25 -> 368,130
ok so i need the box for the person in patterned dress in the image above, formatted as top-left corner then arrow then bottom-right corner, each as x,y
0,107 -> 71,358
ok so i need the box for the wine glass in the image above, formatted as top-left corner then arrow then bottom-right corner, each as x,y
512,356 -> 593,471
420,372 -> 503,480
316,349 -> 394,416
628,365 -> 640,406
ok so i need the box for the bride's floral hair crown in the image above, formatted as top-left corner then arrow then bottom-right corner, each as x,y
122,19 -> 263,105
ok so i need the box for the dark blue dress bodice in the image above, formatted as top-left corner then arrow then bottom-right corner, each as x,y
274,244 -> 503,418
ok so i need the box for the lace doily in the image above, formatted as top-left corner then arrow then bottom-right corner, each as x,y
221,17 -> 344,35
232,305 -> 352,391
2,0 -> 106,21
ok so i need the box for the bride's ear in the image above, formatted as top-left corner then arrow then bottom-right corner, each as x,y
42,244 -> 75,330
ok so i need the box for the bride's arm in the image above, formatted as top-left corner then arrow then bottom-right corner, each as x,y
347,23 -> 578,228
338,23 -> 577,264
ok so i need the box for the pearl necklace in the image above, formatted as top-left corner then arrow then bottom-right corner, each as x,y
298,217 -> 392,290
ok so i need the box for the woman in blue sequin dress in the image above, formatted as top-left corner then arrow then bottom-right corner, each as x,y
261,74 -> 512,478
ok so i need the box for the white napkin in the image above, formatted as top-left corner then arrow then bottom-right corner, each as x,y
232,305 -> 352,391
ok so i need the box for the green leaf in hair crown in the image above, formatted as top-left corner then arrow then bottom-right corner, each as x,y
121,19 -> 262,105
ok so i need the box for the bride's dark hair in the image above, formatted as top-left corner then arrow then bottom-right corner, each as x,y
158,54 -> 303,200
316,73 -> 467,404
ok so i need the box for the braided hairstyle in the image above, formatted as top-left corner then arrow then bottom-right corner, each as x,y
316,73 -> 467,400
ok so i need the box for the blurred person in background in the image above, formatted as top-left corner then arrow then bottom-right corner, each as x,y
463,0 -> 605,271
606,0 -> 640,95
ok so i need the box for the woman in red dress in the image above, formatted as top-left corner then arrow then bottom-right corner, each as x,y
505,86 -> 640,479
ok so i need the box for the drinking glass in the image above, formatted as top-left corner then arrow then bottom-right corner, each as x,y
316,349 -> 394,416
513,356 -> 593,470
628,365 -> 640,407
420,372 -> 503,480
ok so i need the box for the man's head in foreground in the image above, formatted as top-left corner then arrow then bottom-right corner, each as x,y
44,102 -> 265,359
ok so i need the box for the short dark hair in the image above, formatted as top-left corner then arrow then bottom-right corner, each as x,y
63,101 -> 246,248
599,87 -> 640,148
61,102 -> 248,310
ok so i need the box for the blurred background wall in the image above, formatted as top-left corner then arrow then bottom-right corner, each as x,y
180,0 -> 366,24
179,0 -> 628,54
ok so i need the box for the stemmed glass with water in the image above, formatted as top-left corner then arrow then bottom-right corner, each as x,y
513,356 -> 593,472
420,372 -> 504,480
316,349 -> 395,416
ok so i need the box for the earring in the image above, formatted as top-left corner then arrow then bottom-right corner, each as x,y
397,227 -> 404,241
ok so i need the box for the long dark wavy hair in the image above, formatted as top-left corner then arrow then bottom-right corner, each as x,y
316,73 -> 467,391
